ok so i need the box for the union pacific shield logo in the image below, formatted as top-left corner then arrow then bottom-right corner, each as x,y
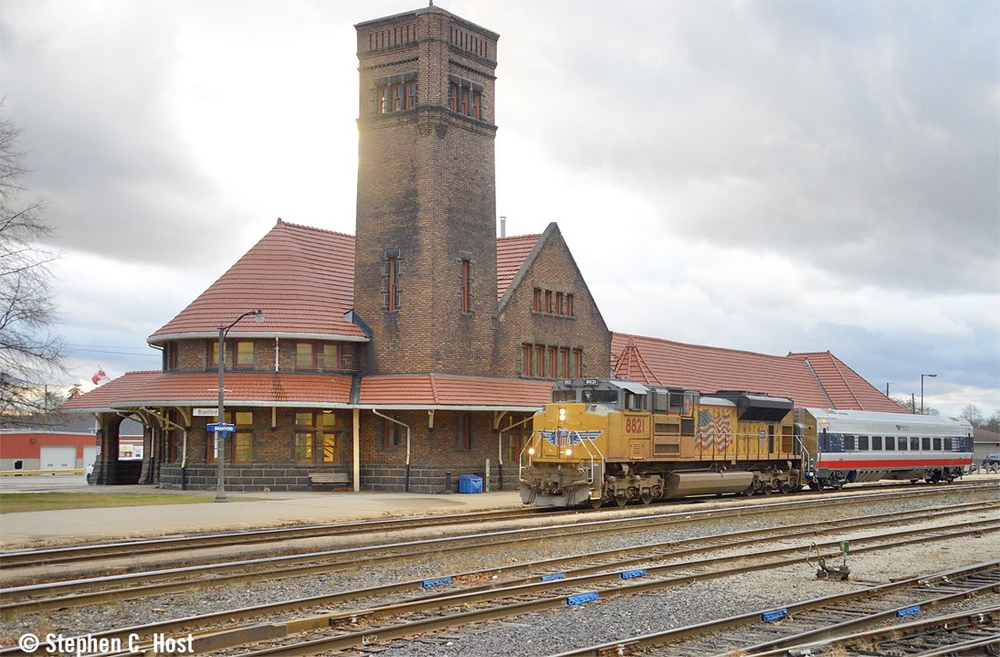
540,429 -> 603,446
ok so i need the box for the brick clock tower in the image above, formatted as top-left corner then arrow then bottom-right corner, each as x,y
353,6 -> 499,376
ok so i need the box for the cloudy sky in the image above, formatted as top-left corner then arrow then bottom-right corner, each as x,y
2,0 -> 997,418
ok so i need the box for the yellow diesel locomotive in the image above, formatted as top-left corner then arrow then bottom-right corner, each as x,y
519,378 -> 802,507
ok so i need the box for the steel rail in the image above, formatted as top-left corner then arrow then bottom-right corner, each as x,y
225,524 -> 1000,655
5,483 -> 994,589
742,606 -> 1000,657
0,507 -> 548,568
549,561 -> 1000,657
2,480 -> 994,570
1,503 -> 994,657
2,495 -> 994,615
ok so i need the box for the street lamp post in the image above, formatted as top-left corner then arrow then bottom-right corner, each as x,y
215,309 -> 264,503
920,373 -> 937,415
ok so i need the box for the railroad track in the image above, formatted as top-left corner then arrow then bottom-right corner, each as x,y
2,494 -> 995,615
1,502 -> 995,656
177,518 -> 1000,654
0,507 -> 551,568
0,483 -> 998,576
2,480 -> 994,571
553,561 -> 1000,656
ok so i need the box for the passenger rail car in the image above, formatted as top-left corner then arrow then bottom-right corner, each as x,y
797,408 -> 974,490
519,378 -> 974,508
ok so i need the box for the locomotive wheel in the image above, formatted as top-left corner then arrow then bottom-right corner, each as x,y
780,482 -> 792,494
640,491 -> 653,505
742,485 -> 755,497
615,494 -> 628,507
589,497 -> 604,509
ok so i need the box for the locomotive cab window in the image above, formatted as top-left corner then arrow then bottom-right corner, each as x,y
624,391 -> 646,411
651,391 -> 670,413
552,390 -> 576,403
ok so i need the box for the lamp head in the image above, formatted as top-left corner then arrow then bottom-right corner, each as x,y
254,309 -> 265,324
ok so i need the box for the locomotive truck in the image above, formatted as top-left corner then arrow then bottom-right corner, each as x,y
518,378 -> 974,508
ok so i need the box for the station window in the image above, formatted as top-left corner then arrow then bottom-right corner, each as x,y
235,340 -> 254,368
521,343 -> 582,378
319,344 -> 341,369
531,287 -> 575,318
458,412 -> 473,450
383,417 -> 404,448
295,343 -> 315,369
163,342 -> 179,371
207,411 -> 253,464
295,412 -> 340,464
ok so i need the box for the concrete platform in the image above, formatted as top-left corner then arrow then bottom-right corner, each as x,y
0,477 -> 523,548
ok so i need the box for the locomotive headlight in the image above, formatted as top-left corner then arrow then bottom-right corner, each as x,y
527,447 -> 535,456
559,407 -> 567,422
564,447 -> 572,457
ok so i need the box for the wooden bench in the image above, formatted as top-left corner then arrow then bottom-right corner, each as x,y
307,472 -> 350,490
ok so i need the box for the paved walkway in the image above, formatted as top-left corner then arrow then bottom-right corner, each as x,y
0,476 -> 523,548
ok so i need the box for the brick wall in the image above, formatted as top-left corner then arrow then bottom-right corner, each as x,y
354,8 -> 501,377
496,226 -> 612,378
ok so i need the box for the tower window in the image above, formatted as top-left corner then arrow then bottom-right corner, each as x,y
461,258 -> 471,313
374,74 -> 418,115
385,254 -> 400,311
448,79 -> 482,120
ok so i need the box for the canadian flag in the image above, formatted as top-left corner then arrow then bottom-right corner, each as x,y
92,367 -> 109,385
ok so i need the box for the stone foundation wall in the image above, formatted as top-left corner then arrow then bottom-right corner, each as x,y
158,463 -> 519,493
158,464 -> 351,492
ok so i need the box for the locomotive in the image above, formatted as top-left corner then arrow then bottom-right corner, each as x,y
518,378 -> 974,508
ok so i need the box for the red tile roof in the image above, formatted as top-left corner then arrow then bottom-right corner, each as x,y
612,333 -> 905,413
149,219 -> 366,343
496,234 -> 540,300
359,373 -> 551,409
60,371 -> 163,412
63,372 -> 353,410
786,351 -> 904,412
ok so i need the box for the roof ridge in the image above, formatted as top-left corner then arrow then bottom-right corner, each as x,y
614,332 -> 788,360
498,233 -> 542,241
428,373 -> 440,404
274,218 -> 355,239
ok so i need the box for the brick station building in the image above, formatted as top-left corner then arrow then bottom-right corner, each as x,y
63,5 -> 901,492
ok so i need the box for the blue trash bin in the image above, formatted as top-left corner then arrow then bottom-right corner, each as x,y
458,474 -> 483,494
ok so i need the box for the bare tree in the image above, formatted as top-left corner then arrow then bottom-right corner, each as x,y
0,107 -> 63,420
960,404 -> 985,428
